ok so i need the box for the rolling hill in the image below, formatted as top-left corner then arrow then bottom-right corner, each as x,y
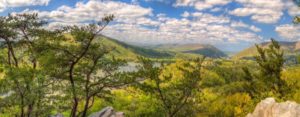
98,36 -> 227,60
98,36 -> 175,60
234,41 -> 300,59
150,43 -> 227,58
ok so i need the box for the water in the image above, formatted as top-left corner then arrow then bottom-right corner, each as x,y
118,62 -> 139,72
118,62 -> 161,72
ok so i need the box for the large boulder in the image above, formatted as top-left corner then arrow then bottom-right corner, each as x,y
89,107 -> 124,117
247,97 -> 300,117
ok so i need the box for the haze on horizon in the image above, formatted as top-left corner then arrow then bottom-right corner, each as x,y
0,0 -> 300,52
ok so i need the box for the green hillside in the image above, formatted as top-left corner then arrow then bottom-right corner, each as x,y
152,43 -> 227,58
234,41 -> 300,59
98,36 -> 174,60
98,36 -> 227,60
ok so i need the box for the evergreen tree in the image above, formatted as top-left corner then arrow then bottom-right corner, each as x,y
254,39 -> 288,98
37,15 -> 134,117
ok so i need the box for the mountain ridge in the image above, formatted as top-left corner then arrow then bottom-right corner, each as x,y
234,41 -> 300,59
99,36 -> 227,59
151,43 -> 227,58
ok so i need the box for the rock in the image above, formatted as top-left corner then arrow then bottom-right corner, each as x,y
89,107 -> 125,117
247,97 -> 300,117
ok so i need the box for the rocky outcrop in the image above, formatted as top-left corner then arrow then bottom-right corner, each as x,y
247,97 -> 300,117
50,107 -> 124,117
89,107 -> 125,117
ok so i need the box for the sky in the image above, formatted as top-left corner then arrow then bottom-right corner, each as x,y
0,0 -> 300,52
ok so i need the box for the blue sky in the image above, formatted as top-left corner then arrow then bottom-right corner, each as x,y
0,0 -> 300,51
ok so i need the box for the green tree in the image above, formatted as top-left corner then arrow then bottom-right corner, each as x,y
296,55 -> 300,64
208,93 -> 252,117
37,15 -> 134,117
0,13 -> 52,117
135,57 -> 205,117
254,39 -> 288,98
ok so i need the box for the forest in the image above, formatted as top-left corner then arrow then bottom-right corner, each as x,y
0,2 -> 300,117
0,12 -> 300,117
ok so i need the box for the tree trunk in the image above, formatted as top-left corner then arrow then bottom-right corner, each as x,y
69,62 -> 78,117
81,96 -> 91,117
7,46 -> 11,66
20,95 -> 25,117
26,100 -> 35,117
5,38 -> 18,67
71,98 -> 79,117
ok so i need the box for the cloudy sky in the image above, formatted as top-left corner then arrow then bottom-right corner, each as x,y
0,0 -> 300,51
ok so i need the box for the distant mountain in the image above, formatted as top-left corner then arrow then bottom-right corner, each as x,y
99,36 -> 227,60
234,41 -> 300,59
98,36 -> 174,60
150,43 -> 227,58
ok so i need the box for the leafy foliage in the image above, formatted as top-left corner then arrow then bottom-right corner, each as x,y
0,13 -> 300,117
253,39 -> 289,98
134,57 -> 205,117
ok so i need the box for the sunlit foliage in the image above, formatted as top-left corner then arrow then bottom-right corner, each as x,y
0,13 -> 299,117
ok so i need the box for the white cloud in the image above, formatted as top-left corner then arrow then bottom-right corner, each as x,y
210,7 -> 222,12
275,24 -> 300,40
249,25 -> 261,32
27,1 -> 153,25
229,0 -> 284,24
17,0 -> 262,45
181,11 -> 190,17
230,21 -> 249,28
0,0 -> 50,12
107,11 -> 261,44
174,0 -> 196,6
144,0 -> 172,4
230,21 -> 261,32
285,0 -> 300,16
174,0 -> 232,11
174,0 -> 300,24
191,12 -> 203,17
192,13 -> 231,24
0,2 -> 5,12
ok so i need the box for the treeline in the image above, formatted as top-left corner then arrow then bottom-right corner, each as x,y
0,13 -> 299,117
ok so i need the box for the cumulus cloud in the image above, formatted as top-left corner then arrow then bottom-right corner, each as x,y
0,0 -> 50,12
0,2 -> 5,12
49,1 -> 151,24
174,0 -> 300,24
104,10 -> 261,44
174,0 -> 196,6
230,21 -> 248,28
144,0 -> 172,4
104,16 -> 261,44
229,0 -> 284,24
210,7 -> 222,12
275,24 -> 300,40
174,0 -> 232,11
230,21 -> 261,32
181,11 -> 190,17
17,0 -> 262,45
249,25 -> 261,32
285,0 -> 300,16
